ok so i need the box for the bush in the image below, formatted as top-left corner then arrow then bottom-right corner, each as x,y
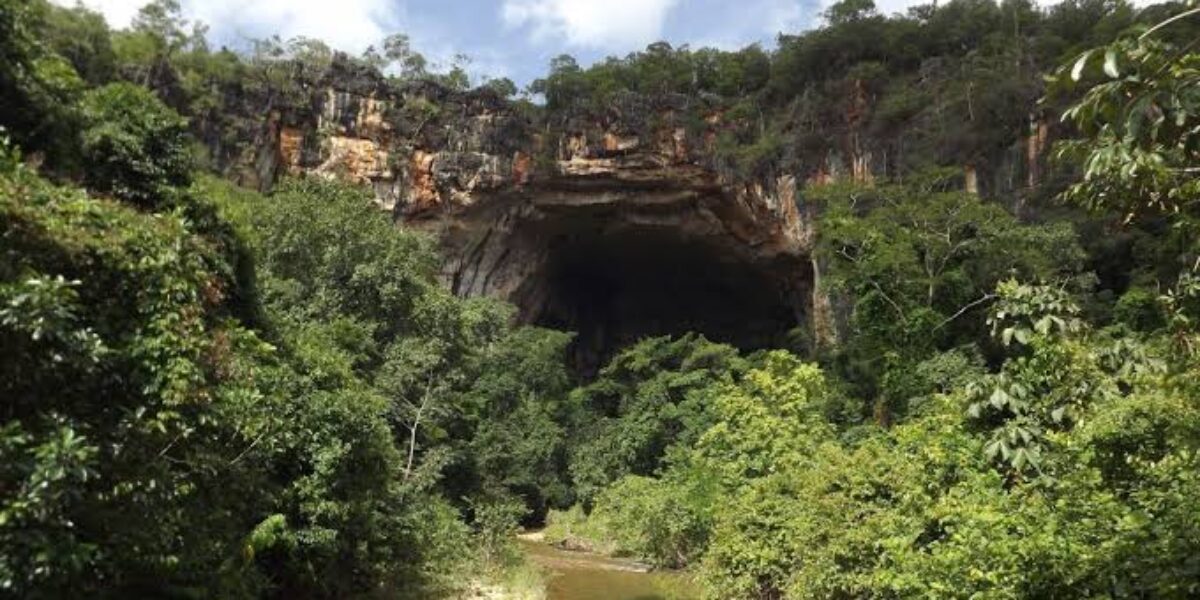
1114,287 -> 1165,332
0,142 -> 275,597
567,334 -> 746,504
80,82 -> 192,206
590,474 -> 714,568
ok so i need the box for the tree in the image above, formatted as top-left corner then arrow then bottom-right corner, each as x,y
482,76 -> 518,98
79,82 -> 193,207
43,2 -> 116,86
0,142 -> 278,597
443,53 -> 472,90
461,327 -> 574,519
0,0 -> 83,168
965,280 -> 1101,476
814,177 -> 1084,422
200,175 -> 512,596
1054,5 -> 1200,220
131,0 -> 188,55
824,0 -> 878,25
530,54 -> 583,108
381,33 -> 428,79
567,334 -> 748,503
285,36 -> 333,79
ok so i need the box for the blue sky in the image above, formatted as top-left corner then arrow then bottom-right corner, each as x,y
57,0 -> 1103,87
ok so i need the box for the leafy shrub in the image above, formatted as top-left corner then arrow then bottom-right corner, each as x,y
589,474 -> 715,568
1113,286 -> 1165,332
80,82 -> 192,206
0,142 -> 275,597
567,334 -> 746,504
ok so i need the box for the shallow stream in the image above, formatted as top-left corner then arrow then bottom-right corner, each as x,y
518,539 -> 700,600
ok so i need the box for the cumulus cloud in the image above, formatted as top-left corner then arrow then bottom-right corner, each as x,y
54,0 -> 145,29
761,0 -> 810,34
501,0 -> 680,49
827,0 -> 1166,19
51,0 -> 1175,86
54,0 -> 402,53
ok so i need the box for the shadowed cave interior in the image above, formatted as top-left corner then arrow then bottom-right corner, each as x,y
510,210 -> 810,375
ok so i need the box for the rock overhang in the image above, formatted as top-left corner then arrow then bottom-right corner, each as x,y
255,69 -> 820,367
433,164 -> 813,373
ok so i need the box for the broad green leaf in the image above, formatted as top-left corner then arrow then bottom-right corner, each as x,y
1051,406 -> 1066,423
1014,328 -> 1031,345
1103,49 -> 1120,78
1035,316 -> 1052,334
989,387 -> 1009,409
1071,50 -> 1094,81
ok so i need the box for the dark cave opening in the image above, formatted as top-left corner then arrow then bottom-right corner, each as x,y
516,213 -> 809,375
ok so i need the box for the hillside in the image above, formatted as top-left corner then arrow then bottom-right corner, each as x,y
3,0 -> 1200,598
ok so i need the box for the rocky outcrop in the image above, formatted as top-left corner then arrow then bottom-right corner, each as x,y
232,54 -> 1047,365
239,60 -> 818,366
423,131 -> 815,371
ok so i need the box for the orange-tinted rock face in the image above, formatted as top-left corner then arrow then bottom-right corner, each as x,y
602,132 -> 640,154
652,127 -> 689,162
278,127 -> 305,175
1026,115 -> 1049,189
313,136 -> 390,183
250,71 -> 830,361
672,128 -> 688,161
564,133 -> 588,159
407,149 -> 440,211
851,149 -> 874,185
321,89 -> 391,139
356,94 -> 390,136
965,164 -> 979,195
512,151 -> 532,186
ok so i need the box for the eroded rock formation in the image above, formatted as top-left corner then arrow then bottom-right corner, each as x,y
434,153 -> 814,371
245,59 -> 819,368
228,55 -> 1053,367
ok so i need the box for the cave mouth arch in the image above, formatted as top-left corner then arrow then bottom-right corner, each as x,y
507,206 -> 811,375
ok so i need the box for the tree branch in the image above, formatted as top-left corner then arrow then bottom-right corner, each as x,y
868,278 -> 908,322
934,293 -> 997,331
229,429 -> 269,466
1140,7 -> 1200,40
403,376 -> 436,482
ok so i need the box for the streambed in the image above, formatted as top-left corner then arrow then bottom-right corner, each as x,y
518,538 -> 700,600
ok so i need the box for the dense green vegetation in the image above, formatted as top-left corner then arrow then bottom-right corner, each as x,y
3,0 -> 1200,598
540,6 -> 1200,598
528,0 -> 1192,186
2,4 -> 563,594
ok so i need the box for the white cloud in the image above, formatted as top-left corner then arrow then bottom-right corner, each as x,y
825,0 -> 1168,20
193,0 -> 399,53
54,0 -> 402,54
761,0 -> 808,34
502,0 -> 680,48
54,0 -> 145,29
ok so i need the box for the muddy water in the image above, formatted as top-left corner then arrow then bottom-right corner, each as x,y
519,540 -> 701,600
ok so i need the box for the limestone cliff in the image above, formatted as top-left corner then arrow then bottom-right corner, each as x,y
231,57 -> 818,367
222,55 -> 1052,366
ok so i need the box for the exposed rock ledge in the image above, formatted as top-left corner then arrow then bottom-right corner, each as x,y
422,154 -> 815,371
252,63 -> 822,367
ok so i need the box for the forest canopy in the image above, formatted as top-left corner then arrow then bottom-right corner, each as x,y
2,0 -> 1200,598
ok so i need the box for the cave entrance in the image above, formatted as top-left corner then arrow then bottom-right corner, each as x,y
513,209 -> 809,375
